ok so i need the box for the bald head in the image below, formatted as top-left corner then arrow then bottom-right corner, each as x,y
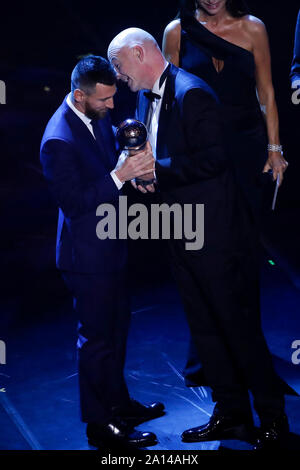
107,28 -> 167,92
108,28 -> 158,57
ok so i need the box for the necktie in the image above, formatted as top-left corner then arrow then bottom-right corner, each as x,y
91,119 -> 105,149
91,118 -> 114,169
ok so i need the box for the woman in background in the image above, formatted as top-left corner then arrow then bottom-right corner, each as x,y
163,0 -> 288,214
162,0 -> 289,446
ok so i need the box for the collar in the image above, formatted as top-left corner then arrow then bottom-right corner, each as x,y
66,93 -> 92,127
152,62 -> 170,95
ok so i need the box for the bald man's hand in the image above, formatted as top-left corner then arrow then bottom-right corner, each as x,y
130,179 -> 156,193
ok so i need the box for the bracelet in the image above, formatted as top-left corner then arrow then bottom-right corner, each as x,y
268,144 -> 283,153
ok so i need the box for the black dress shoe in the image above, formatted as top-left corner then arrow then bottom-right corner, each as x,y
113,398 -> 165,425
254,414 -> 289,451
182,411 -> 254,443
87,419 -> 157,448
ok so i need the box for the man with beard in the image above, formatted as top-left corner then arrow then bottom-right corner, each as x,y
40,55 -> 164,448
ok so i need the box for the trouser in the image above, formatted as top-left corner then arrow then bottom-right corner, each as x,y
183,194 -> 262,387
168,238 -> 285,422
62,270 -> 131,424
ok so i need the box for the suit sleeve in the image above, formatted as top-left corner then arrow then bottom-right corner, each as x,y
155,87 -> 228,189
291,10 -> 300,85
40,138 -> 120,219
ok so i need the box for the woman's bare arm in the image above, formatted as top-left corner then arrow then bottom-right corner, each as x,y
162,19 -> 181,66
247,17 -> 288,183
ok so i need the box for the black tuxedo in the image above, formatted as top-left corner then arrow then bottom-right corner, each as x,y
136,65 -> 284,418
40,97 -> 131,424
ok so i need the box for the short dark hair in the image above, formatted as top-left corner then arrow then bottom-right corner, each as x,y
71,55 -> 116,95
179,0 -> 249,18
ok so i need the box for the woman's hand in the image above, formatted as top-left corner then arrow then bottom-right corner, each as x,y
263,151 -> 288,186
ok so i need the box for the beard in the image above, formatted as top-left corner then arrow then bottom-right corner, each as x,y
84,103 -> 108,120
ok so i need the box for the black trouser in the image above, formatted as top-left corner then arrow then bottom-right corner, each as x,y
184,193 -> 262,387
168,238 -> 285,422
62,270 -> 131,424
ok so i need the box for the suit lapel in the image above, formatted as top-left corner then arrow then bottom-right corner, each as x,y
156,65 -> 177,157
97,115 -> 118,168
65,102 -> 116,171
138,91 -> 152,126
137,66 -> 178,157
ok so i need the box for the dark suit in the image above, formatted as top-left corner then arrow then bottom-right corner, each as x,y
40,97 -> 131,424
136,65 -> 284,418
291,10 -> 300,85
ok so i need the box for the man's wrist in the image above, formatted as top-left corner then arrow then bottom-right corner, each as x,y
111,169 -> 124,189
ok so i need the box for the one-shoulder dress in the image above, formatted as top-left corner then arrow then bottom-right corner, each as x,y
179,13 -> 269,386
180,13 -> 268,222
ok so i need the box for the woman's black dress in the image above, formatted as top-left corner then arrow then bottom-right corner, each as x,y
179,13 -> 270,386
180,13 -> 268,220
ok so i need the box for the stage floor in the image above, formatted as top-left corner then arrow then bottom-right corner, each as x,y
1,254 -> 300,451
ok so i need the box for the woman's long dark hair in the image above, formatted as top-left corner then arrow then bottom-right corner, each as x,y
179,0 -> 250,18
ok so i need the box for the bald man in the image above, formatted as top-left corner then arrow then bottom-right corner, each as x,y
108,29 -> 288,451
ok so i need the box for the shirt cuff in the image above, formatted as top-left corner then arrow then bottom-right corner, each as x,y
110,170 -> 124,190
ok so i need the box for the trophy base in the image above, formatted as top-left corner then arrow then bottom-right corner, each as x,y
135,177 -> 155,188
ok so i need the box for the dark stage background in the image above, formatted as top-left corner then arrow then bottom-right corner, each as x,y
0,0 -> 299,328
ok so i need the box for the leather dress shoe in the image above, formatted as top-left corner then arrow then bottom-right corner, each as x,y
182,411 -> 254,443
254,414 -> 289,451
112,398 -> 165,425
87,419 -> 157,448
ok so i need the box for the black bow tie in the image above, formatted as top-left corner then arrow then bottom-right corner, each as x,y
144,91 -> 161,102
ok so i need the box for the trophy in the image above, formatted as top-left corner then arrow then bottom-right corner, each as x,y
116,119 -> 155,187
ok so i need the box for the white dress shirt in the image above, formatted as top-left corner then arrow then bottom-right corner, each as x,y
66,93 -> 123,190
